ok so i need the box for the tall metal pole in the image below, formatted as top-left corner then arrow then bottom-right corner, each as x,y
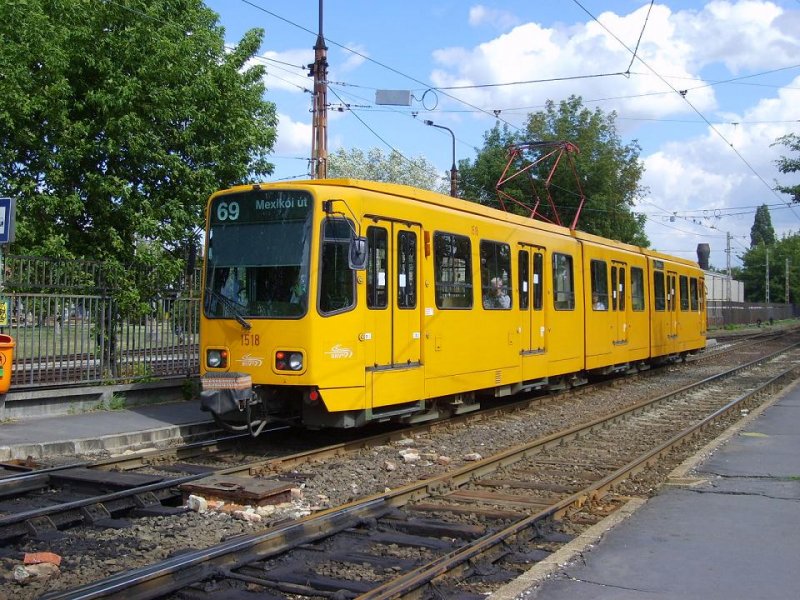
765,248 -> 770,304
424,120 -> 457,197
786,258 -> 790,304
310,0 -> 328,179
726,232 -> 731,302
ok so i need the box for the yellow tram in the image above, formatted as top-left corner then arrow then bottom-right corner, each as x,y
200,179 -> 706,432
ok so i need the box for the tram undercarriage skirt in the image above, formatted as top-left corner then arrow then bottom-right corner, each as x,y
200,372 -> 268,436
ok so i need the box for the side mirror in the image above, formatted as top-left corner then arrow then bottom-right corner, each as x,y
349,236 -> 368,271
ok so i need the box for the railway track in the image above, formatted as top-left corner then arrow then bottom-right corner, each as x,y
0,329 -> 790,546
36,334 -> 800,599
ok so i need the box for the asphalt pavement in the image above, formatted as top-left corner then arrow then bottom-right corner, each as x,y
491,378 -> 800,600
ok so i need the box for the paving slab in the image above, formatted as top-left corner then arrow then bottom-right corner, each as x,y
494,381 -> 800,600
0,401 -> 218,460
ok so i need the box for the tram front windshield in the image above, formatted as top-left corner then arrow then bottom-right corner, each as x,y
204,190 -> 312,318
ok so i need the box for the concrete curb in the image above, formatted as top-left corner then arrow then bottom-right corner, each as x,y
0,419 -> 221,461
0,379 -> 195,421
488,498 -> 646,600
664,376 -> 799,486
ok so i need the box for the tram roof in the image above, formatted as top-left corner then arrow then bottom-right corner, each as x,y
225,179 -> 699,270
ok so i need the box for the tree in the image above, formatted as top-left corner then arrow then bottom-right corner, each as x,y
457,123 -> 519,207
458,96 -> 649,246
750,205 -> 776,247
774,133 -> 800,203
737,233 -> 800,303
328,147 -> 448,194
0,0 -> 277,313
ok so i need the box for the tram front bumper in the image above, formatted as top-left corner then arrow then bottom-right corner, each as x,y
200,372 -> 253,417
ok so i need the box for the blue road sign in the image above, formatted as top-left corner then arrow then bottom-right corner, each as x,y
0,198 -> 15,244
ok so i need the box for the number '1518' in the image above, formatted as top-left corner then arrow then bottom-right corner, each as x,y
242,333 -> 260,346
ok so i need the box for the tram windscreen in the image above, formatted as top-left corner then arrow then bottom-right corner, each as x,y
204,190 -> 312,318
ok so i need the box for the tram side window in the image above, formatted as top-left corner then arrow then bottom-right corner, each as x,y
481,240 -> 512,310
397,230 -> 417,309
367,227 -> 388,309
631,267 -> 646,311
518,250 -> 529,310
618,268 -> 626,311
611,266 -> 618,311
319,219 -> 356,315
699,279 -> 705,311
534,252 -> 543,310
434,232 -> 473,309
590,259 -> 608,311
653,271 -> 666,311
680,275 -> 689,311
668,275 -> 676,311
690,278 -> 699,311
552,253 -> 575,310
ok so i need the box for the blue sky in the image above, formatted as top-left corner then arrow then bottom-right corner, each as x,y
204,1 -> 800,271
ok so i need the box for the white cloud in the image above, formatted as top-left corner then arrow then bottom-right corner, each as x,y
257,44 -> 367,98
336,44 -> 368,73
671,1 -> 799,72
430,1 -> 798,122
426,1 -> 799,268
260,49 -> 313,94
430,11 -> 714,122
641,74 -> 800,267
468,5 -> 520,30
275,113 -> 311,155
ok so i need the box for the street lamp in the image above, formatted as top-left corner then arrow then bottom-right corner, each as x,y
424,120 -> 457,197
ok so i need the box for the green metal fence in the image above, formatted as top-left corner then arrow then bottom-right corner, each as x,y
0,255 -> 199,388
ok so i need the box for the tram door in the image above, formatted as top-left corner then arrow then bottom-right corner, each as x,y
611,261 -> 628,345
366,221 -> 424,409
667,270 -> 679,340
519,245 -> 547,357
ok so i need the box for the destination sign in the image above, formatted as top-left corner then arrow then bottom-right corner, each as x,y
210,190 -> 311,225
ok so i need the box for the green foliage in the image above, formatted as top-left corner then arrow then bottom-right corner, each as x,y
118,362 -> 154,384
328,148 -> 449,194
750,205 -> 776,247
458,124 -> 519,208
0,0 -> 277,315
774,133 -> 800,203
182,377 -> 201,400
107,393 -> 126,411
458,96 -> 649,246
737,233 -> 800,302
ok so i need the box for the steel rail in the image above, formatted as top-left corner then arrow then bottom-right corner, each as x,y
0,434 -> 252,512
42,339 -> 800,600
359,362 -> 800,600
0,473 -> 207,535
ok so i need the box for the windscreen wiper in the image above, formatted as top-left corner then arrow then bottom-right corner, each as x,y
205,288 -> 252,330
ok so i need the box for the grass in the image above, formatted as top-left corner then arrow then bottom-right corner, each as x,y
107,393 -> 126,411
2,320 -> 196,361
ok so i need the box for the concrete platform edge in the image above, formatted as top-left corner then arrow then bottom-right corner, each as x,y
664,376 -> 799,485
488,498 -> 646,600
488,376 -> 800,600
0,378 -> 195,421
0,419 -> 222,461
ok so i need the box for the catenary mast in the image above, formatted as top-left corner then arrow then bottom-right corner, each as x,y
309,0 -> 328,179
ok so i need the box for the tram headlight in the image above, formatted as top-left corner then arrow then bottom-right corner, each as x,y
288,352 -> 303,371
275,350 -> 304,371
206,349 -> 228,369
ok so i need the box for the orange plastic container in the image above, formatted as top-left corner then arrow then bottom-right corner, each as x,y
0,334 -> 15,393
